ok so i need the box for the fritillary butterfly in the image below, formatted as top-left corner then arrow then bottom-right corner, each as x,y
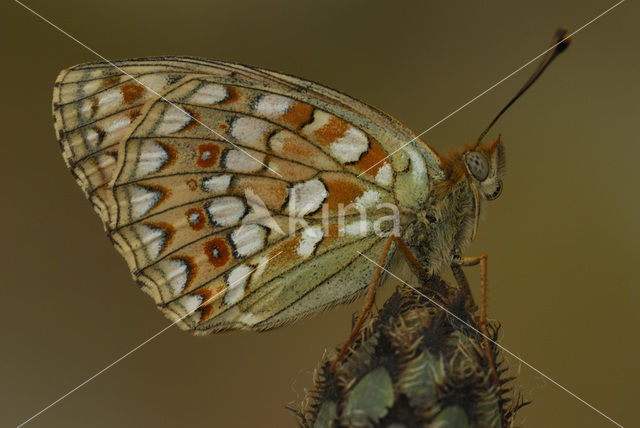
52,30 -> 570,379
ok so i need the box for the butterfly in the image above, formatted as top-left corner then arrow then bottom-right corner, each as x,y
52,30 -> 569,379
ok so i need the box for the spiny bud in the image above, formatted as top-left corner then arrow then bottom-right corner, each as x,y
291,276 -> 527,427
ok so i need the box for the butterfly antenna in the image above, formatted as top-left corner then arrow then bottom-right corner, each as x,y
475,27 -> 571,147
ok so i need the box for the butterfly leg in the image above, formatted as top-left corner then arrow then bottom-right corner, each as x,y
451,264 -> 478,312
331,235 -> 436,371
451,254 -> 500,387
330,235 -> 395,371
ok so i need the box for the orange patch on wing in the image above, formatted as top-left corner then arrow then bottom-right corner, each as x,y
138,183 -> 172,214
273,235 -> 302,263
101,76 -> 121,87
185,208 -> 206,231
197,304 -> 215,323
155,140 -> 178,171
281,102 -> 314,129
179,256 -> 199,292
196,143 -> 221,168
179,108 -> 200,133
186,178 -> 198,191
279,134 -> 315,160
352,138 -> 387,177
126,107 -> 142,122
313,116 -> 348,145
316,223 -> 342,246
267,158 -> 316,182
191,287 -> 216,323
90,125 -> 106,145
219,86 -> 240,105
120,82 -> 145,103
90,98 -> 99,116
323,174 -> 366,210
204,238 -> 231,267
234,177 -> 288,210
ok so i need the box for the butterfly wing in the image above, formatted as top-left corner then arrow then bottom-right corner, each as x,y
53,57 -> 444,332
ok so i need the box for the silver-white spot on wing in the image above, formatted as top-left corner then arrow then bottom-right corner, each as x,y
180,294 -> 203,317
135,140 -> 168,177
202,174 -> 232,193
406,148 -> 426,180
157,106 -> 192,135
206,196 -> 246,226
254,94 -> 292,119
375,163 -> 393,186
158,258 -> 189,295
222,149 -> 265,173
230,117 -> 270,148
287,179 -> 328,216
128,185 -> 163,220
297,225 -> 324,257
341,220 -> 372,236
188,83 -> 228,105
330,127 -> 368,163
224,264 -> 252,305
230,224 -> 266,257
354,189 -> 380,209
133,223 -> 166,260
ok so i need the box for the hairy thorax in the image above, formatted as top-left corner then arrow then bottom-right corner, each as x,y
401,178 -> 478,275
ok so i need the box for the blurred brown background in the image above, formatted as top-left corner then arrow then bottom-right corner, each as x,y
2,1 -> 638,426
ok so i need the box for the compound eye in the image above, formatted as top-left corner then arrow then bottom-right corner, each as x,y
464,151 -> 489,181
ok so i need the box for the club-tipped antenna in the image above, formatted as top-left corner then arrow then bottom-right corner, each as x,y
475,27 -> 571,147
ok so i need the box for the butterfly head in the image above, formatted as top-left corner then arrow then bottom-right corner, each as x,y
463,136 -> 505,200
461,28 -> 569,199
